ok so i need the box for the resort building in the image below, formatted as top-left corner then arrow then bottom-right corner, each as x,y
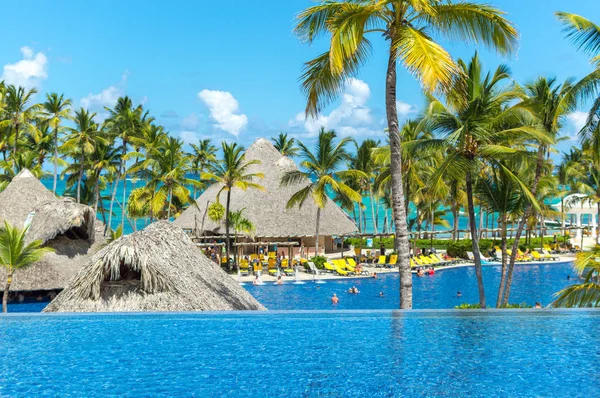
562,193 -> 598,239
44,221 -> 265,312
174,138 -> 357,256
0,169 -> 106,302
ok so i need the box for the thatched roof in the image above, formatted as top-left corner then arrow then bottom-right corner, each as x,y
174,138 -> 358,238
44,221 -> 265,312
0,169 -> 106,293
0,168 -> 56,227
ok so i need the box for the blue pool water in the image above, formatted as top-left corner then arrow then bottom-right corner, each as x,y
246,262 -> 577,310
9,262 -> 577,313
1,310 -> 598,397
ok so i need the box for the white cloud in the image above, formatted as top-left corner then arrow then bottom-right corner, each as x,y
80,73 -> 128,121
180,130 -> 199,144
289,78 -> 378,137
181,113 -> 199,130
568,111 -> 588,132
2,46 -> 48,88
397,100 -> 418,118
198,89 -> 248,136
140,96 -> 148,105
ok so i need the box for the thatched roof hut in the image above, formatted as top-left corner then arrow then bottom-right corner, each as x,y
174,138 -> 357,238
44,221 -> 265,312
0,169 -> 106,295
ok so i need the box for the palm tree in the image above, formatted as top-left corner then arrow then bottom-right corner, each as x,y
501,77 -> 576,306
271,132 -> 299,157
281,128 -> 364,257
228,209 -> 255,266
557,149 -> 585,241
0,221 -> 52,312
104,96 -> 145,232
41,93 -> 72,194
295,0 -> 518,309
0,85 -> 42,170
138,136 -> 199,219
189,138 -> 217,199
552,245 -> 600,307
61,109 -> 107,203
203,142 -> 265,270
420,53 -> 544,308
351,139 -> 380,234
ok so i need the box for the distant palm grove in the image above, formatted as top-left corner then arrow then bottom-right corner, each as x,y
0,3 -> 600,309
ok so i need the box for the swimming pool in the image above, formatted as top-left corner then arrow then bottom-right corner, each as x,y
8,262 -> 577,312
1,310 -> 598,396
246,262 -> 577,310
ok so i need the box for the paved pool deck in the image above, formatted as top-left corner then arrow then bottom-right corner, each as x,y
231,254 -> 577,283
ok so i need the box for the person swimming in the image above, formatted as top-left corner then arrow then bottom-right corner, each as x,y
276,275 -> 283,285
416,268 -> 425,277
535,302 -> 542,308
331,294 -> 339,304
379,291 -> 384,297
253,276 -> 261,285
428,267 -> 435,275
457,291 -> 462,297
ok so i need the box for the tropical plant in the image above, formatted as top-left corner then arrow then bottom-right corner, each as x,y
203,142 -> 264,270
41,93 -> 72,194
0,221 -> 53,312
0,85 -> 42,170
189,138 -> 217,198
281,128 -> 363,257
295,0 -> 517,308
61,109 -> 107,203
552,245 -> 600,307
271,132 -> 299,157
420,53 -> 545,308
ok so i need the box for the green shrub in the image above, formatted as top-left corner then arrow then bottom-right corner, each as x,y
455,302 -> 532,309
310,255 -> 327,269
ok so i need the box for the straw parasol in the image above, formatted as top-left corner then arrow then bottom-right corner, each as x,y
44,221 -> 265,312
0,169 -> 106,294
174,137 -> 357,238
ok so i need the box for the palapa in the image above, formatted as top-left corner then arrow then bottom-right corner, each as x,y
174,138 -> 357,238
0,169 -> 105,293
44,221 -> 265,312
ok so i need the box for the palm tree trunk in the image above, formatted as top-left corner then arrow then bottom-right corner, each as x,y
53,128 -> 59,194
12,124 -> 20,172
370,190 -> 378,234
94,175 -> 100,213
357,204 -> 362,233
225,189 -> 232,271
466,169 -> 486,308
452,205 -> 459,241
167,185 -> 173,220
496,213 -> 508,308
315,206 -> 321,256
120,141 -> 127,231
385,45 -> 412,309
597,202 -> 600,246
2,270 -> 14,313
503,145 -> 545,305
478,207 -> 484,240
107,177 -> 119,235
77,154 -> 84,204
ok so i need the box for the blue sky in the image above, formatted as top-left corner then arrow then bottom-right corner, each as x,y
1,0 -> 599,156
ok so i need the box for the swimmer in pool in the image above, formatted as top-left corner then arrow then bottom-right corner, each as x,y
457,291 -> 462,297
331,294 -> 339,304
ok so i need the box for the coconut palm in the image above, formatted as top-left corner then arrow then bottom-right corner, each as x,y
552,245 -> 600,307
104,96 -> 145,232
203,142 -> 265,270
228,208 -> 255,266
61,109 -> 108,203
501,77 -> 576,306
281,128 -> 364,257
295,0 -> 518,309
271,132 -> 299,157
419,53 -> 545,308
350,139 -> 380,234
0,221 -> 53,312
0,85 -> 42,169
189,138 -> 217,198
41,93 -> 72,194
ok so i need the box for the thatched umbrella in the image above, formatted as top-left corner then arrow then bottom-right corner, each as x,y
44,221 -> 266,312
0,169 -> 106,295
175,138 -> 357,239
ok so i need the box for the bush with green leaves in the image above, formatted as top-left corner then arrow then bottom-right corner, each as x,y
455,302 -> 532,309
310,255 -> 327,269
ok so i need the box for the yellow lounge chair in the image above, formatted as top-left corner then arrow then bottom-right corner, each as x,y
376,255 -> 387,268
239,259 -> 250,276
410,258 -> 417,268
334,265 -> 349,276
530,251 -> 545,261
323,262 -> 336,273
253,263 -> 263,273
387,254 -> 398,268
268,258 -> 278,276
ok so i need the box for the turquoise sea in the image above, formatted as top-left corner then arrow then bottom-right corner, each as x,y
42,178 -> 579,237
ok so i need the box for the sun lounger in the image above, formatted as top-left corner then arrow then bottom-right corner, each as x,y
323,262 -> 336,273
268,258 -> 278,276
387,254 -> 398,268
530,251 -> 546,261
239,259 -> 250,276
281,259 -> 294,276
334,264 -> 351,276
375,255 -> 387,268
541,250 -> 560,260
307,261 -> 326,275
